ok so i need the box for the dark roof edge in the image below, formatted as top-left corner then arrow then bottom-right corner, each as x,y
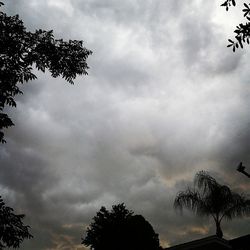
165,235 -> 231,249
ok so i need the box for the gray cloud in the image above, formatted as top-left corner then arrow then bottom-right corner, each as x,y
1,0 -> 250,249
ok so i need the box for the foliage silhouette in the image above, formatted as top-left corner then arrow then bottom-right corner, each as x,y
237,162 -> 250,178
174,171 -> 250,238
82,203 -> 161,250
0,2 -> 92,143
0,196 -> 32,248
221,0 -> 250,51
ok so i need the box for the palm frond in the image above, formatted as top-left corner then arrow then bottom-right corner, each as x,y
223,192 -> 250,220
194,171 -> 218,196
174,188 -> 207,216
207,185 -> 232,215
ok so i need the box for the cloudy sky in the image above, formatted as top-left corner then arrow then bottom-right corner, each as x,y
1,0 -> 250,249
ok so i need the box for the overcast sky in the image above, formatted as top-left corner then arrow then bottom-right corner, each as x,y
1,0 -> 250,249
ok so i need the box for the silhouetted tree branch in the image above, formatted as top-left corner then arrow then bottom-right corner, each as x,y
221,0 -> 236,11
0,196 -> 32,248
0,2 -> 92,143
237,162 -> 250,178
221,0 -> 250,51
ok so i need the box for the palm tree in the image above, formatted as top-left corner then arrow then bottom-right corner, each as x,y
174,171 -> 250,238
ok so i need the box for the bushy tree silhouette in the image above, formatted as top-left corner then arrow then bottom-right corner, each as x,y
0,196 -> 32,248
174,171 -> 250,238
221,0 -> 250,51
82,203 -> 161,250
0,1 -> 92,143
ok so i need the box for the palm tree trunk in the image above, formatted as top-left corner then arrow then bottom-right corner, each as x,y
215,220 -> 223,238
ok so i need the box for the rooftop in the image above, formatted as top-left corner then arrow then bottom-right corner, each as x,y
165,234 -> 250,250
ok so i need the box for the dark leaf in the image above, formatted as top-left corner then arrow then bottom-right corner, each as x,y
244,3 -> 249,9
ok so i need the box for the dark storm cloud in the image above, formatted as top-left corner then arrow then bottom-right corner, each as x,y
1,0 -> 250,249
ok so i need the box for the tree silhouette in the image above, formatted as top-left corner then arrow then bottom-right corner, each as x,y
221,0 -> 250,51
82,203 -> 161,250
174,171 -> 250,238
0,196 -> 32,248
0,2 -> 92,143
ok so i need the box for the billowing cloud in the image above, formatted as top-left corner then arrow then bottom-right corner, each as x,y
1,0 -> 250,249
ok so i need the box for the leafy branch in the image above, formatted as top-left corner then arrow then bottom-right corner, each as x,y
221,1 -> 250,51
0,3 -> 92,143
221,0 -> 236,11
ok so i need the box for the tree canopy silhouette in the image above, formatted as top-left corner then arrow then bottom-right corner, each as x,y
221,0 -> 250,51
174,171 -> 250,238
0,2 -> 92,143
0,196 -> 32,248
82,203 -> 161,250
